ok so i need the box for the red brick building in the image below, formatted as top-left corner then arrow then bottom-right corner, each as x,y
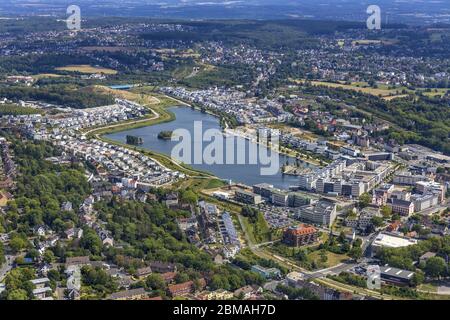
162,271 -> 177,283
168,278 -> 206,297
282,224 -> 318,247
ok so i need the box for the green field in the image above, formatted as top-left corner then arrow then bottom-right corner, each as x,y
55,64 -> 117,75
308,250 -> 349,269
292,79 -> 405,99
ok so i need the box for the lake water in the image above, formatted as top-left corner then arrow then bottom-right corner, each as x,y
105,106 -> 313,189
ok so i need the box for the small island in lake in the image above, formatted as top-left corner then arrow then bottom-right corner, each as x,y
126,135 -> 143,145
158,130 -> 173,140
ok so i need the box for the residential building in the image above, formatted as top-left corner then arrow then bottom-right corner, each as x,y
109,288 -> 148,300
149,261 -> 177,273
419,252 -> 436,264
168,279 -> 206,297
135,266 -> 153,278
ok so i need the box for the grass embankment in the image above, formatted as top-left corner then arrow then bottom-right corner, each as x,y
240,214 -> 272,244
31,73 -> 64,80
308,251 -> 349,269
173,178 -> 226,191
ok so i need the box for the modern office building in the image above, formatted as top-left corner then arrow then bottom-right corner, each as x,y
235,189 -> 262,205
252,183 -> 274,199
296,200 -> 337,227
271,190 -> 289,206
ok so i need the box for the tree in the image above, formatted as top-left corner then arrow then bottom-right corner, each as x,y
81,266 -> 117,294
411,270 -> 425,286
145,274 -> 166,291
353,238 -> 363,248
371,216 -> 384,228
0,243 -> 6,265
175,273 -> 190,284
47,269 -> 61,282
26,249 -> 39,261
338,231 -> 346,243
381,206 -> 392,218
43,250 -> 56,264
4,267 -> 35,300
180,190 -> 198,205
9,236 -> 28,253
319,250 -> 328,263
359,193 -> 371,208
7,289 -> 28,300
349,246 -> 363,261
425,256 -> 447,279
80,229 -> 103,255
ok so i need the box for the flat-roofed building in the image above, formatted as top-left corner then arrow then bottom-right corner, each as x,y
379,266 -> 415,286
411,193 -> 439,212
299,174 -> 317,191
426,153 -> 450,164
271,190 -> 289,206
235,189 -> 262,205
415,181 -> 446,203
371,233 -> 418,255
252,183 -> 274,199
288,192 -> 311,207
393,172 -> 428,185
365,152 -> 394,161
296,200 -> 337,227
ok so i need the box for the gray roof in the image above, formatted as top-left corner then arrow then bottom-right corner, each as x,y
109,288 -> 146,300
420,252 -> 436,259
380,266 -> 415,280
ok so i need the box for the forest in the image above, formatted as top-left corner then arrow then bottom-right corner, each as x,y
0,86 -> 114,109
0,104 -> 42,116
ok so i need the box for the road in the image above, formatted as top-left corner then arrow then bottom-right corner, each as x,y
0,255 -> 16,281
308,262 -> 357,278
